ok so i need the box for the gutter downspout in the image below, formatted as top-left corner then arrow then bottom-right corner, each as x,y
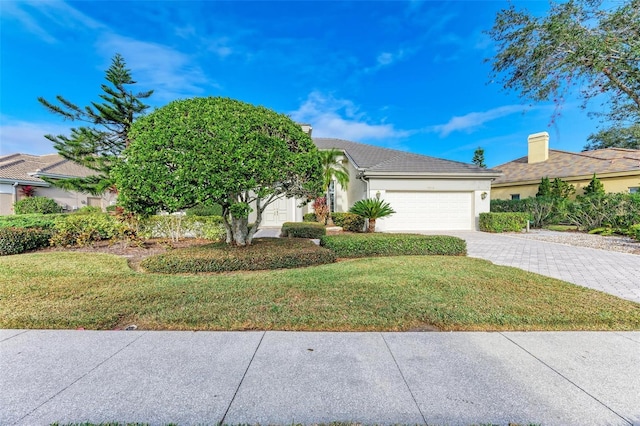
12,182 -> 19,213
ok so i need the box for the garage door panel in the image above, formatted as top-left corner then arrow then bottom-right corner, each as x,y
381,191 -> 473,231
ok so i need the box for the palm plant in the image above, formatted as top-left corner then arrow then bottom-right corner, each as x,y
349,198 -> 395,232
319,149 -> 349,225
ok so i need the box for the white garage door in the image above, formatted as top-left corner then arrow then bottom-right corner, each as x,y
380,191 -> 473,231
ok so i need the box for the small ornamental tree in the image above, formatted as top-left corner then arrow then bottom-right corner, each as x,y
583,173 -> 605,196
113,97 -> 323,246
551,178 -> 576,199
349,198 -> 396,233
536,177 -> 552,197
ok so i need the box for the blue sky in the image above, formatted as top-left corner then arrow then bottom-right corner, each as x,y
1,0 -> 606,167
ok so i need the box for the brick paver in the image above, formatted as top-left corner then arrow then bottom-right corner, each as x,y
446,231 -> 640,304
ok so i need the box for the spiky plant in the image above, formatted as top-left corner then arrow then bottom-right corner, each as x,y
349,198 -> 395,233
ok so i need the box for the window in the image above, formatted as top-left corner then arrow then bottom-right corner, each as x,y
630,187 -> 639,194
511,194 -> 520,200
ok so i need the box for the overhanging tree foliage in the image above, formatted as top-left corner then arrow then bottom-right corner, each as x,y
487,0 -> 640,149
113,97 -> 323,246
39,53 -> 153,195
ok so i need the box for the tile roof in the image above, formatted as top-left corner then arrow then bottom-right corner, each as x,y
493,148 -> 640,184
0,153 -> 95,184
313,138 -> 500,176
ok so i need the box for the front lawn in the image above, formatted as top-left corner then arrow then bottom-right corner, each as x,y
2,252 -> 639,331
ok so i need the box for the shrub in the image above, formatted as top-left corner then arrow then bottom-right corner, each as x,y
565,193 -> 630,231
13,197 -> 63,215
331,212 -> 365,232
303,213 -> 318,222
319,233 -> 466,258
349,198 -> 395,232
185,204 -> 223,217
74,206 -> 103,215
139,215 -> 225,241
479,212 -> 529,233
281,222 -> 326,238
627,224 -> 640,241
141,238 -> 336,273
0,213 -> 62,230
0,227 -> 53,255
50,213 -> 132,247
105,205 -> 117,213
490,199 -> 528,213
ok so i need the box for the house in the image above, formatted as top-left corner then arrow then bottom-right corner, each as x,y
491,132 -> 640,200
0,153 -> 112,215
260,137 -> 502,231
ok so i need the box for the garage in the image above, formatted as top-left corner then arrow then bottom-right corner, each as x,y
378,191 -> 474,231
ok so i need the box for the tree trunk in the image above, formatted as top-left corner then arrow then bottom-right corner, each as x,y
367,218 -> 376,233
326,187 -> 334,226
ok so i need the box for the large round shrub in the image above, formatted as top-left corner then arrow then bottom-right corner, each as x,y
14,197 -> 63,215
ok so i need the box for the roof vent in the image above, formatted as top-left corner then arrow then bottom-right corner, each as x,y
528,132 -> 549,164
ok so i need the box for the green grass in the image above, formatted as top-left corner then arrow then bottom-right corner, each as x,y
545,225 -> 579,232
2,251 -> 639,331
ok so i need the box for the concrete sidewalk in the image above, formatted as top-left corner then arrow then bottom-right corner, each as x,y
2,330 -> 638,425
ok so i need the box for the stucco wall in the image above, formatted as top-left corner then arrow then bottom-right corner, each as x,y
0,183 -> 113,215
492,173 -> 640,200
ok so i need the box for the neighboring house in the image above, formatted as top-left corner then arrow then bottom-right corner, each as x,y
259,137 -> 502,231
0,153 -> 113,215
492,132 -> 640,200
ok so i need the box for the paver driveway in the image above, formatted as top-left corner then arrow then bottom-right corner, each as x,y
444,231 -> 640,304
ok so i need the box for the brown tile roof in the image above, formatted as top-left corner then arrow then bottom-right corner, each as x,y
314,138 -> 500,176
493,148 -> 640,184
0,153 -> 95,184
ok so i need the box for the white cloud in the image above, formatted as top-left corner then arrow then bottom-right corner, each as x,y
0,117 -> 69,155
430,105 -> 524,137
1,0 -> 104,43
290,92 -> 410,142
96,34 -> 214,101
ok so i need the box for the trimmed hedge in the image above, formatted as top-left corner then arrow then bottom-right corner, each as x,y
185,204 -> 223,217
0,227 -> 53,255
281,222 -> 326,238
479,212 -> 529,233
331,212 -> 365,232
319,233 -> 466,258
0,213 -> 62,230
303,213 -> 318,222
141,238 -> 336,273
13,196 -> 63,215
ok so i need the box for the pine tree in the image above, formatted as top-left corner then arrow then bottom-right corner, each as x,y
38,53 -> 153,195
536,177 -> 552,197
472,147 -> 486,168
583,173 -> 605,195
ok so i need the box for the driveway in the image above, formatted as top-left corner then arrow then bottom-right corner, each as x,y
444,231 -> 640,304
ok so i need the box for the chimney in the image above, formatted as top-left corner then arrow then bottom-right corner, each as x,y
528,132 -> 549,164
299,124 -> 313,137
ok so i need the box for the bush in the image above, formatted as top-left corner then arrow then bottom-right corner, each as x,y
0,213 -> 62,230
141,238 -> 336,273
479,212 -> 529,233
185,204 -> 223,217
139,215 -> 225,241
0,227 -> 53,255
281,222 -> 326,238
105,205 -> 117,213
13,197 -> 63,215
50,213 -> 132,247
319,233 -> 466,258
303,213 -> 318,222
74,206 -> 103,214
490,199 -> 529,213
627,224 -> 640,241
565,193 -> 632,231
331,212 -> 365,232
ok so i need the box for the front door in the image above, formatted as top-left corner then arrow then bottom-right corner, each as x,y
262,196 -> 289,227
